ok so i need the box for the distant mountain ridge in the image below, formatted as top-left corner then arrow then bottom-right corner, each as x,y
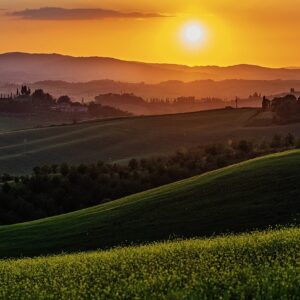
2,52 -> 300,83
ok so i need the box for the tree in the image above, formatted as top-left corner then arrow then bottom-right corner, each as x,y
20,85 -> 31,96
238,140 -> 253,153
259,140 -> 269,150
205,144 -> 226,156
140,158 -> 148,169
33,166 -> 41,176
262,96 -> 271,111
57,95 -> 71,105
51,164 -> 58,174
78,164 -> 88,174
32,89 -> 54,106
2,173 -> 12,182
285,133 -> 295,147
129,159 -> 139,170
272,95 -> 297,120
51,175 -> 61,188
41,165 -> 51,175
60,163 -> 70,176
271,134 -> 282,148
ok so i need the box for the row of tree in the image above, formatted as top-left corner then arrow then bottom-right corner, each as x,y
0,133 -> 297,225
0,87 -> 131,117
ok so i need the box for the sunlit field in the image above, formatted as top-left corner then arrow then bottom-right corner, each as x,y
1,227 -> 300,299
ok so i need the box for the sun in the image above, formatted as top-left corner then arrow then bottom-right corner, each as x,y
181,21 -> 206,48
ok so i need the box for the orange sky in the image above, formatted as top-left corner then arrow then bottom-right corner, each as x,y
1,0 -> 300,67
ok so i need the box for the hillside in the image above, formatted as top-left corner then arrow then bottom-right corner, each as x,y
3,53 -> 300,83
1,227 -> 300,299
29,79 -> 300,100
0,108 -> 300,174
3,79 -> 300,101
1,150 -> 300,258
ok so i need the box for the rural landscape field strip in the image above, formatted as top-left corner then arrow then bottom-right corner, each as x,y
0,227 -> 300,299
1,150 -> 300,258
0,108 -> 284,174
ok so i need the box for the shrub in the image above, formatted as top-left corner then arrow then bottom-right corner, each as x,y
271,134 -> 282,148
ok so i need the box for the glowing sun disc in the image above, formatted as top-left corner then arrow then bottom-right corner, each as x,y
182,22 -> 205,46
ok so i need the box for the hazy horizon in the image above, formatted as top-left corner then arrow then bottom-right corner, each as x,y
1,51 -> 299,69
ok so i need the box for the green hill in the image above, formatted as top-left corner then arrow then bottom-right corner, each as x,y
1,150 -> 300,258
0,108 -> 300,174
1,227 -> 300,299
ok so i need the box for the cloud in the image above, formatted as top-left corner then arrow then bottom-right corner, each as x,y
8,7 -> 168,21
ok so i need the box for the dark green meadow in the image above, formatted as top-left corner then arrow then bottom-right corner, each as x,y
1,150 -> 300,258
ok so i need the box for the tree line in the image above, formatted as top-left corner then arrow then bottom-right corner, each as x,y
262,94 -> 300,123
0,133 -> 298,225
0,87 -> 131,118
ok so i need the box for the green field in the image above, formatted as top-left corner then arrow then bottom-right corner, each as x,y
0,108 -> 300,174
1,149 -> 300,258
1,227 -> 300,299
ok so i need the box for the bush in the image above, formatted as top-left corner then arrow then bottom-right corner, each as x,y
238,140 -> 253,153
285,133 -> 295,147
2,173 -> 12,182
129,159 -> 139,170
60,163 -> 70,176
271,134 -> 282,148
205,144 -> 226,156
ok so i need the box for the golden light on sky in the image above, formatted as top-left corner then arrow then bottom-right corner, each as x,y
1,0 -> 300,67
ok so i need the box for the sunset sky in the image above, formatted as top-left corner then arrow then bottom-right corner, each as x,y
1,0 -> 299,67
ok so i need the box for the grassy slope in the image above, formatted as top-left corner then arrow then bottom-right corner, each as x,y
1,150 -> 300,258
0,108 -> 300,174
1,227 -> 300,299
0,112 -> 88,132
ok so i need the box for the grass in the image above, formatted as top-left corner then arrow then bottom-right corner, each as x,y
0,108 -> 300,174
1,227 -> 300,299
0,112 -> 87,132
1,150 -> 300,258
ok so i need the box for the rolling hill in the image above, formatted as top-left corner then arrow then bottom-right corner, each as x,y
0,108 -> 299,174
3,52 -> 300,83
2,78 -> 300,101
1,150 -> 300,258
26,79 -> 300,100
